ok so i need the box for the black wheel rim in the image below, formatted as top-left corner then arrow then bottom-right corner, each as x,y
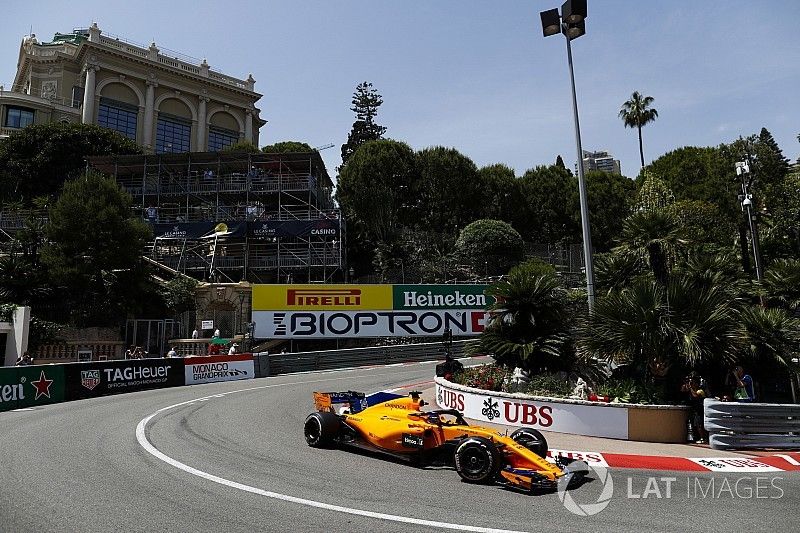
461,447 -> 488,476
305,417 -> 321,444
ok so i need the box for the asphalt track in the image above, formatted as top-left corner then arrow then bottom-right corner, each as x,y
1,363 -> 797,532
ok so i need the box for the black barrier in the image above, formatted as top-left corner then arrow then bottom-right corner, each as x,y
63,358 -> 185,401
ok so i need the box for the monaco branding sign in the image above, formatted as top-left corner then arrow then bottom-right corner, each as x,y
252,284 -> 492,339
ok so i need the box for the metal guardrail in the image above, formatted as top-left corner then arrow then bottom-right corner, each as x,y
252,340 -> 469,378
704,399 -> 800,450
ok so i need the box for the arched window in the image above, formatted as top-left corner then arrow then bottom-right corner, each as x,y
208,126 -> 238,151
156,113 -> 191,153
97,97 -> 137,140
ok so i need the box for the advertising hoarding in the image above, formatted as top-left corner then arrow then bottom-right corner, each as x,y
252,284 -> 492,339
184,354 -> 255,385
64,358 -> 185,400
0,366 -> 66,412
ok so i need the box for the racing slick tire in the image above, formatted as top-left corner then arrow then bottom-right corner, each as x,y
304,412 -> 340,448
453,437 -> 502,484
510,428 -> 548,458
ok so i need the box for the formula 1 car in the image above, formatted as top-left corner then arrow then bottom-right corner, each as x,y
304,390 -> 581,492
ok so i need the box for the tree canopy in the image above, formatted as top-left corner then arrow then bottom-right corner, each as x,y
261,141 -> 314,153
0,122 -> 141,203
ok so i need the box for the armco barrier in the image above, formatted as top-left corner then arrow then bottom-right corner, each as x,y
705,398 -> 800,450
257,340 -> 467,377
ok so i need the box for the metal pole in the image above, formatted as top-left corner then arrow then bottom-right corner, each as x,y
564,29 -> 595,311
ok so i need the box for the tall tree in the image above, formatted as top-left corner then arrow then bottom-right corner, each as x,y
42,171 -> 152,325
336,139 -> 416,277
555,154 -> 567,171
619,91 -> 659,168
0,122 -> 141,203
340,82 -> 387,167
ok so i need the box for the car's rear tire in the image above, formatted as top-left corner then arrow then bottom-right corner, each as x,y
453,437 -> 501,484
511,428 -> 548,458
304,412 -> 340,447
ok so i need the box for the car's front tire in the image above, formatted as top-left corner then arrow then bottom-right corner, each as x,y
510,427 -> 548,458
304,412 -> 340,447
453,437 -> 501,484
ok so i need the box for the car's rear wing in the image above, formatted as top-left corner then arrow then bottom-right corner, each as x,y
313,390 -> 404,414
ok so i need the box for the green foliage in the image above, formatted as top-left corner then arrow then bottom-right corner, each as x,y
336,139 -> 416,278
454,219 -> 524,276
518,372 -> 574,397
0,302 -> 16,322
761,259 -> 800,312
0,254 -> 50,305
340,82 -> 387,166
618,209 -> 686,286
585,170 -> 636,251
739,306 -> 800,370
635,172 -> 675,212
161,277 -> 198,315
580,278 -> 743,378
596,377 -> 665,405
222,140 -> 260,153
42,171 -> 152,325
594,251 -> 646,294
0,122 -> 141,203
452,364 -> 510,392
261,141 -> 313,153
761,172 -> 800,258
519,165 -> 579,244
619,91 -> 658,167
413,146 -> 482,245
469,266 -> 569,372
27,316 -> 63,352
668,199 -> 733,246
474,164 -> 523,223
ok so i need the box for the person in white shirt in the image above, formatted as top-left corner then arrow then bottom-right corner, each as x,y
167,346 -> 178,358
191,329 -> 199,339
228,343 -> 237,355
213,328 -> 221,338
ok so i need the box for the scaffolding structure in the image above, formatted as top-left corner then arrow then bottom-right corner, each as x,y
90,151 -> 345,283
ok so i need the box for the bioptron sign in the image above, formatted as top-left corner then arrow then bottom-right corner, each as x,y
251,284 -> 493,339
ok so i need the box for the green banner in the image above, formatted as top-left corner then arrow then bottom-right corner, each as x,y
392,284 -> 492,310
0,366 -> 66,412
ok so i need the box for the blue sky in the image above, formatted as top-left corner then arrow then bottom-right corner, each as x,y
3,1 -> 799,179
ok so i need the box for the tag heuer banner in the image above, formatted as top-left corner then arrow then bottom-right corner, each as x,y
252,284 -> 493,339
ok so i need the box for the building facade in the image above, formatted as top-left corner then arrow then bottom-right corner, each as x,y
1,23 -> 264,151
580,150 -> 622,176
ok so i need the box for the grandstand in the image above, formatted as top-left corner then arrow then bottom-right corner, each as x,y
90,150 -> 345,284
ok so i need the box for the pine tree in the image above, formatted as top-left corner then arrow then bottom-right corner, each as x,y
555,154 -> 566,169
756,127 -> 790,184
340,82 -> 387,167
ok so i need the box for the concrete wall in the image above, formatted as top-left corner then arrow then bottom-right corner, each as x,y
2,306 -> 31,366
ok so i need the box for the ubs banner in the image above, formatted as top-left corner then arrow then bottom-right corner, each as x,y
252,284 -> 493,339
64,358 -> 185,400
184,354 -> 255,385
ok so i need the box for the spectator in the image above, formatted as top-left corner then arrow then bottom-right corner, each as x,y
733,366 -> 755,402
146,205 -> 158,223
681,373 -> 708,443
228,343 -> 237,355
191,329 -> 199,339
15,352 -> 33,366
167,346 -> 178,358
435,352 -> 464,381
213,328 -> 221,338
125,345 -> 135,359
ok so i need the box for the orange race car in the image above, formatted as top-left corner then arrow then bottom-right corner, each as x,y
304,390 -> 584,492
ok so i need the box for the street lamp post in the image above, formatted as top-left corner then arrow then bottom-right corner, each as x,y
540,0 -> 595,311
735,160 -> 764,282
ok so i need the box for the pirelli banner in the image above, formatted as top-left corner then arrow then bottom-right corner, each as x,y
252,284 -> 493,339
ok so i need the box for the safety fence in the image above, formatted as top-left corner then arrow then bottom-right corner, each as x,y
252,340 -> 468,378
0,354 -> 254,412
705,399 -> 800,450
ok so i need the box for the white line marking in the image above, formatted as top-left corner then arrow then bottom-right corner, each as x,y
136,376 -> 528,533
776,454 -> 800,466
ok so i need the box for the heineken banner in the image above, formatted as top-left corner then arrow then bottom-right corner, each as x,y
64,358 -> 185,400
252,284 -> 493,339
0,366 -> 66,412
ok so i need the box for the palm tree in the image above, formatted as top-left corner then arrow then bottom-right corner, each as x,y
619,91 -> 659,167
618,210 -> 686,286
468,263 -> 569,373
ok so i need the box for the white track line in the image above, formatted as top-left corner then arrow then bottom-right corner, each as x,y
136,374 -> 528,533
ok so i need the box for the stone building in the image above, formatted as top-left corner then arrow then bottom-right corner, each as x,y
1,23 -> 264,151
